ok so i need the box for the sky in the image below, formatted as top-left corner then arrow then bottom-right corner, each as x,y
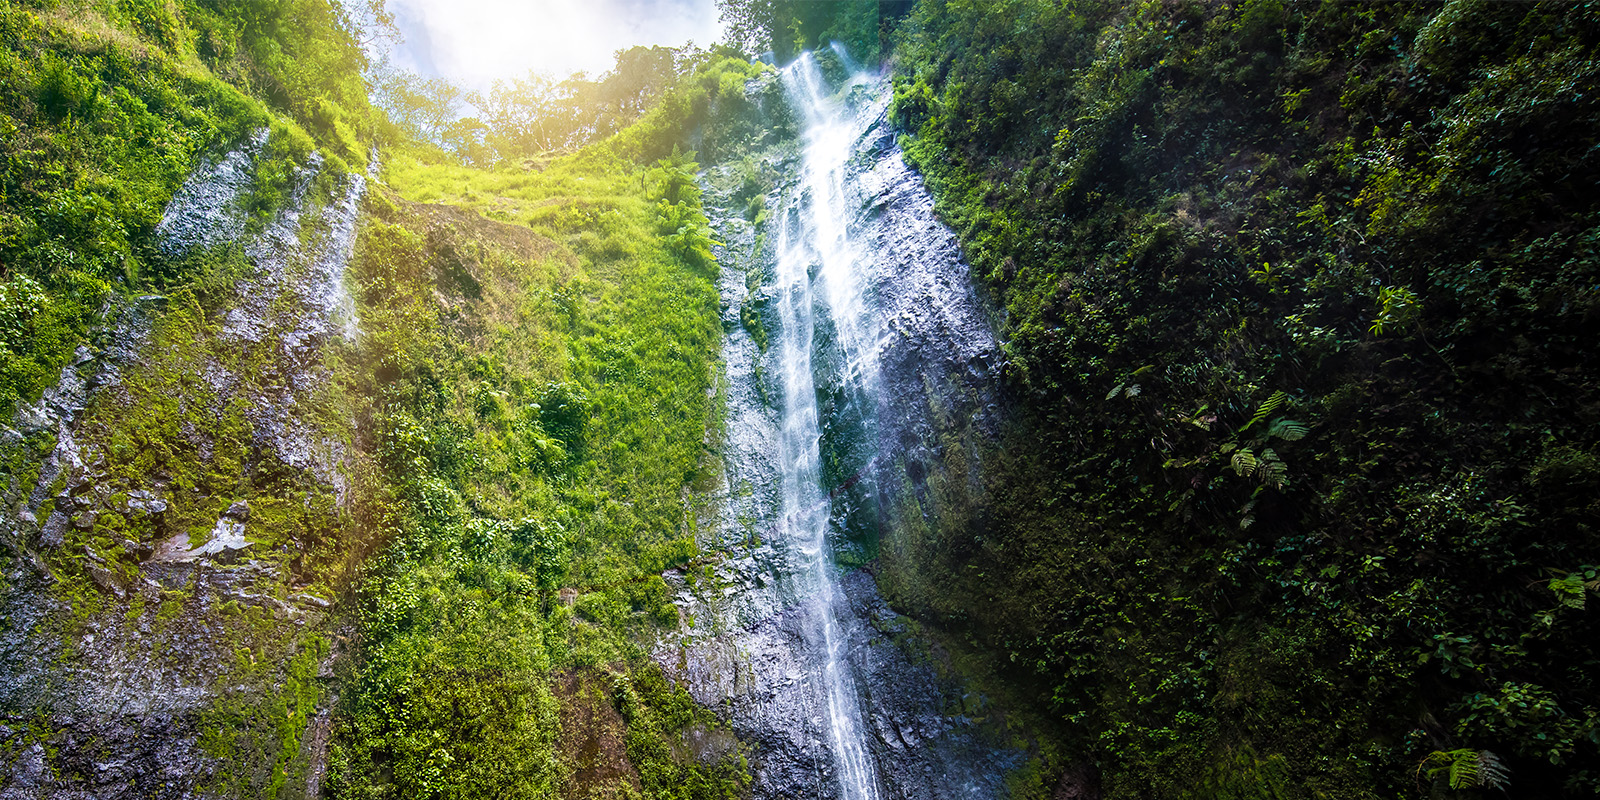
386,0 -> 724,89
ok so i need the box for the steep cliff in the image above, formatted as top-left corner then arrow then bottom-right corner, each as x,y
7,0 -> 1600,797
884,1 -> 1600,797
0,2 -> 378,794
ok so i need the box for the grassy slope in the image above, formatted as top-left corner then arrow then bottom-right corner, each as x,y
327,57 -> 771,800
883,1 -> 1600,797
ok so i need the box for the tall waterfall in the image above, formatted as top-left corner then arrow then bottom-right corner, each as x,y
773,52 -> 882,800
664,45 -> 1014,800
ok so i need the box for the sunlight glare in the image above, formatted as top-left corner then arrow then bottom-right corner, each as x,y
388,0 -> 723,88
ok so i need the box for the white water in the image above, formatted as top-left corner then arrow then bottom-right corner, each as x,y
775,52 -> 883,800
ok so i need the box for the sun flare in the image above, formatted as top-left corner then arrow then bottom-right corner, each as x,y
388,0 -> 722,85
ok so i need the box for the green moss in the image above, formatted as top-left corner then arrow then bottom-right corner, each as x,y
883,0 -> 1600,796
199,633 -> 329,799
0,0 -> 379,419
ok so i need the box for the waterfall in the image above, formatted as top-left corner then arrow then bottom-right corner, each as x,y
774,52 -> 883,800
666,45 -> 1014,800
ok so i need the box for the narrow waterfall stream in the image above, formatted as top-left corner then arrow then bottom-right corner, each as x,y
663,47 -> 1017,799
773,53 -> 883,800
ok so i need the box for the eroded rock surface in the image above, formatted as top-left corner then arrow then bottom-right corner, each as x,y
0,132 -> 363,799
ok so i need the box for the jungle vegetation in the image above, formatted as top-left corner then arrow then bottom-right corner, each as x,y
0,0 -> 377,418
871,0 -> 1600,797
0,0 -> 765,796
370,43 -> 721,167
715,0 -> 914,64
326,54 -> 772,799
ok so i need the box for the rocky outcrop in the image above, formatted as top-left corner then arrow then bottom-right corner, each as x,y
0,131 -> 363,799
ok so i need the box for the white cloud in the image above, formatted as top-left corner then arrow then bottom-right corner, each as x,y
388,0 -> 723,89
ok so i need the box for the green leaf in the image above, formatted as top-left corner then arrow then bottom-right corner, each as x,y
1239,390 -> 1288,432
1549,573 -> 1587,610
1266,418 -> 1307,441
1231,448 -> 1258,477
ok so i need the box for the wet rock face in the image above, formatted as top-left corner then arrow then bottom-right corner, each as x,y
667,597 -> 840,797
155,128 -> 269,260
659,63 -> 1017,799
1,714 -> 216,799
0,131 -> 362,799
839,572 -> 1023,800
863,140 -> 1002,469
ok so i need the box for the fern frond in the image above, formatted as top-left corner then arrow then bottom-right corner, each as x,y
1448,752 -> 1480,789
1477,750 -> 1510,790
1549,574 -> 1587,610
1125,383 -> 1141,398
1579,566 -> 1598,592
1420,749 -> 1511,791
1260,449 -> 1288,488
1267,418 -> 1308,441
1106,383 -> 1124,401
1231,448 -> 1258,477
1239,390 -> 1288,432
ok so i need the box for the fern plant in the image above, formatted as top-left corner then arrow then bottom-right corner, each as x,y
1238,390 -> 1288,432
1220,391 -> 1309,490
1546,566 -> 1600,610
1106,364 -> 1155,400
1418,748 -> 1510,792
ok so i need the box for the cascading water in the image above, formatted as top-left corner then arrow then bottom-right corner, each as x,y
662,47 -> 1018,800
771,52 -> 884,800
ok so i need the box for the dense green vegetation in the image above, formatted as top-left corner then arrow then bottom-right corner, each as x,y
1,0 -> 766,794
375,44 -> 717,167
715,0 -> 913,63
0,0 -> 378,418
0,1 -> 377,792
325,55 -> 770,800
876,0 -> 1600,797
10,0 -> 1600,796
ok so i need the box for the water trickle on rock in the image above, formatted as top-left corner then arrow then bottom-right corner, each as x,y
0,128 -> 366,797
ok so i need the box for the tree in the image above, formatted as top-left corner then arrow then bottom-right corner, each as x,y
370,65 -> 476,147
716,0 -> 777,58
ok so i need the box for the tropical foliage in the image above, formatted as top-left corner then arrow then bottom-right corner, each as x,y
0,0 -> 377,417
8,0 -> 1600,797
0,2 -> 762,795
877,0 -> 1600,796
373,44 -> 715,166
715,0 -> 912,63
